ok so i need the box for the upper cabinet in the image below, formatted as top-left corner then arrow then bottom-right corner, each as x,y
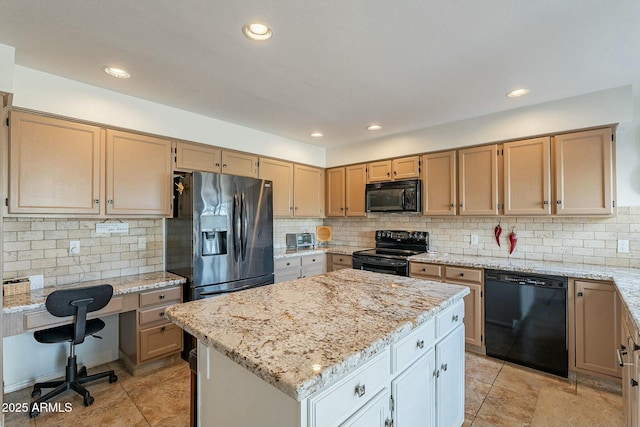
293,164 -> 325,217
9,111 -> 103,215
174,141 -> 221,173
422,151 -> 457,216
105,130 -> 172,216
554,128 -> 615,215
503,137 -> 551,215
258,158 -> 294,217
221,150 -> 259,178
368,156 -> 420,182
326,164 -> 367,217
458,144 -> 499,216
9,112 -> 172,217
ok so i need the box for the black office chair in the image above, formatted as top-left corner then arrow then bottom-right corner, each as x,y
29,284 -> 118,418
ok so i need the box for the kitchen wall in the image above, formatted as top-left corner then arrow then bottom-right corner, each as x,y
274,218 -> 324,249
2,218 -> 163,286
324,207 -> 640,268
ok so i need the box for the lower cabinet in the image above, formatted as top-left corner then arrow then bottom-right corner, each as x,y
275,254 -> 327,283
392,349 -> 436,427
621,304 -> 640,427
435,324 -> 465,427
328,253 -> 353,271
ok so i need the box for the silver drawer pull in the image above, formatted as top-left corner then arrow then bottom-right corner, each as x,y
159,294 -> 165,300
159,312 -> 165,317
452,314 -> 459,322
417,340 -> 425,349
441,363 -> 448,371
354,384 -> 366,398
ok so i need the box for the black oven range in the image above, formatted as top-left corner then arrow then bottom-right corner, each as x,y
352,230 -> 429,276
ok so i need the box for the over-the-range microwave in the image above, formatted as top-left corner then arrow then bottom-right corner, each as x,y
365,179 -> 421,213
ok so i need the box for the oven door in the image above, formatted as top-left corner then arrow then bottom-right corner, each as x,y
352,255 -> 408,276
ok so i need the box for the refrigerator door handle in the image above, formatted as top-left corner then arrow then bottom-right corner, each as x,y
241,191 -> 248,261
233,191 -> 241,262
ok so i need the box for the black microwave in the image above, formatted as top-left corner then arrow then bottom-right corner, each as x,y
365,179 -> 421,213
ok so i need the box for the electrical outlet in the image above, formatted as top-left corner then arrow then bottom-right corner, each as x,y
470,234 -> 479,245
618,239 -> 630,253
138,237 -> 147,250
69,240 -> 80,255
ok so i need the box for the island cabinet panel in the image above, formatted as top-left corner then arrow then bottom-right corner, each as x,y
259,157 -> 295,217
8,111 -> 103,214
174,141 -> 222,173
340,389 -> 391,427
422,151 -> 457,216
554,128 -> 615,215
503,137 -> 552,215
392,350 -> 436,427
458,144 -> 499,215
436,324 -> 465,427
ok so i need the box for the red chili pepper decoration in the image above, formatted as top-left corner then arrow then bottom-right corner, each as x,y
494,221 -> 502,247
509,227 -> 518,255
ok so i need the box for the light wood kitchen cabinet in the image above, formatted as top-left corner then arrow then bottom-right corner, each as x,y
574,280 -> 621,378
105,130 -> 172,216
8,111 -> 103,215
326,165 -> 367,217
328,253 -> 353,271
503,137 -> 552,215
221,150 -> 259,178
410,262 -> 484,348
621,304 -> 640,427
174,141 -> 221,173
259,158 -> 294,217
422,151 -> 457,216
458,144 -> 499,215
367,156 -> 420,182
554,127 -> 615,215
293,164 -> 325,217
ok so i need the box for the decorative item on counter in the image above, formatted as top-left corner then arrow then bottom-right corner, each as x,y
494,220 -> 502,247
2,277 -> 31,296
316,226 -> 332,246
509,227 -> 518,255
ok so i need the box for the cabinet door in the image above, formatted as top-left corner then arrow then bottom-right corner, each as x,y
554,128 -> 614,215
259,158 -> 294,217
368,160 -> 392,182
575,280 -> 621,377
458,144 -> 498,215
462,283 -> 483,347
293,164 -> 325,217
392,156 -> 421,180
436,325 -> 465,427
106,130 -> 172,216
345,164 -> 367,217
326,167 -> 346,217
392,350 -> 436,427
174,141 -> 221,173
340,389 -> 390,427
221,150 -> 258,178
9,111 -> 103,214
503,137 -> 551,215
422,151 -> 457,216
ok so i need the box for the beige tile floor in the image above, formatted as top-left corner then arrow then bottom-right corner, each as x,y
3,352 -> 624,427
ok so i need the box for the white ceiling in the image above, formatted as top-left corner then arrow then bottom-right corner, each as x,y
1,0 -> 639,148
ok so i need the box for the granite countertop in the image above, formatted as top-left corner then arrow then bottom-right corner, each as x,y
166,268 -> 468,401
273,245 -> 367,259
3,271 -> 187,314
409,252 -> 640,335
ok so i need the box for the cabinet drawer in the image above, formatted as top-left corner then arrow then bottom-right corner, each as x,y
139,323 -> 182,362
275,257 -> 301,270
139,286 -> 181,308
301,254 -> 325,266
436,301 -> 464,338
139,305 -> 171,326
302,264 -> 324,278
25,296 -> 123,330
391,319 -> 436,373
444,266 -> 482,284
309,350 -> 390,427
409,263 -> 443,280
331,254 -> 353,267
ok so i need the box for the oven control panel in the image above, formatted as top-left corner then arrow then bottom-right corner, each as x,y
375,230 -> 428,244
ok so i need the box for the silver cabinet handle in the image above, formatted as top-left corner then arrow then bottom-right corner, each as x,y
159,312 -> 165,317
354,384 -> 366,398
108,199 -> 113,205
159,294 -> 165,300
417,340 -> 425,349
441,363 -> 448,371
633,379 -> 639,387
93,199 -> 99,205
452,314 -> 459,322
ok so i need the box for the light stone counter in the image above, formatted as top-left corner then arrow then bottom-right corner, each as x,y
273,245 -> 367,259
165,268 -> 468,400
3,271 -> 186,314
409,252 -> 640,337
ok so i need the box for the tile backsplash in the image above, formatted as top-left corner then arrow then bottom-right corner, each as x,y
324,207 -> 640,268
3,218 -> 163,286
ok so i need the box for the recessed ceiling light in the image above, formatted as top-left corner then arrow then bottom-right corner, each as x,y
311,132 -> 324,138
102,66 -> 130,79
367,124 -> 382,131
506,88 -> 529,98
242,23 -> 273,41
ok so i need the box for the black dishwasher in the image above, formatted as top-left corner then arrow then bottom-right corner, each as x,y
485,270 -> 568,378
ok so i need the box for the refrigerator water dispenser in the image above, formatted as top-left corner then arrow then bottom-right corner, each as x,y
201,215 -> 227,256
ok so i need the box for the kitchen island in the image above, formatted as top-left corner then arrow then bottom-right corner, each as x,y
166,269 -> 469,427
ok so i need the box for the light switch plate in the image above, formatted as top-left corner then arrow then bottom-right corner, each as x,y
618,239 -> 630,253
138,237 -> 147,250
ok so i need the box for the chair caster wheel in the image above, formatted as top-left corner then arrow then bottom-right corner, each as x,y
29,407 -> 40,418
31,389 -> 41,398
109,374 -> 118,383
83,395 -> 94,407
79,366 -> 87,377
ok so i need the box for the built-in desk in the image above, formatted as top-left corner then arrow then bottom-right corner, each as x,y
3,272 -> 186,377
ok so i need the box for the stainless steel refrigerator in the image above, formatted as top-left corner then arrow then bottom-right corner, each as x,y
166,171 -> 274,302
